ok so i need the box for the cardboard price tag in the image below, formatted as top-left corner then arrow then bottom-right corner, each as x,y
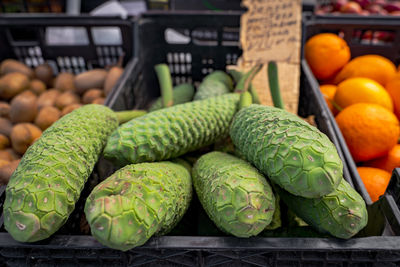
233,0 -> 302,113
240,0 -> 302,64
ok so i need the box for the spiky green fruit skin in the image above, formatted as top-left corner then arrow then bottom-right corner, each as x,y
192,151 -> 275,237
193,79 -> 231,101
4,104 -> 118,242
84,162 -> 192,251
230,104 -> 343,198
276,179 -> 368,239
203,70 -> 234,90
149,83 -> 195,112
104,94 -> 240,166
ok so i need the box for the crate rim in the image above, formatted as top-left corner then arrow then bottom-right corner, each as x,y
141,10 -> 245,17
303,12 -> 400,27
0,14 -> 135,27
1,232 -> 400,251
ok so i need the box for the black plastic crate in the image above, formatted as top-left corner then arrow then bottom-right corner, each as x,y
0,14 -> 134,72
302,13 -> 400,229
1,11 -> 400,267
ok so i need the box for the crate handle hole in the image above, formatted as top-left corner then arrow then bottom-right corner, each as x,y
165,28 -> 190,44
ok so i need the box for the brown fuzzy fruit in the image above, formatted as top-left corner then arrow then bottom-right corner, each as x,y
9,91 -> 38,123
74,69 -> 107,95
11,123 -> 42,154
0,101 -> 10,118
0,159 -> 9,168
82,89 -> 104,104
0,118 -> 12,137
0,148 -> 19,161
0,72 -> 30,100
37,89 -> 61,110
30,79 -> 47,95
0,150 -> 12,161
0,59 -> 34,78
55,91 -> 80,110
55,72 -> 76,92
0,134 -> 10,149
34,63 -> 53,86
104,66 -> 124,96
92,97 -> 105,105
0,159 -> 21,185
34,106 -> 61,130
61,103 -> 82,116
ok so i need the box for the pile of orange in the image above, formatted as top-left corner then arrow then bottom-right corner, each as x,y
305,33 -> 400,202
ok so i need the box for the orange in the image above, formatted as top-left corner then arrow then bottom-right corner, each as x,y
334,77 -> 393,112
333,55 -> 396,86
335,103 -> 400,162
320,84 -> 338,115
365,144 -> 400,173
385,74 -> 400,120
357,167 -> 391,202
305,33 -> 351,81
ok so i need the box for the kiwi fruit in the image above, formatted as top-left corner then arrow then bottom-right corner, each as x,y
11,123 -> 42,154
0,101 -> 10,118
9,91 -> 38,123
34,106 -> 61,130
30,79 -> 47,95
74,69 -> 107,95
55,91 -> 80,110
0,59 -> 34,78
61,103 -> 82,116
0,134 -> 10,149
82,88 -> 103,104
0,118 -> 13,137
92,97 -> 105,105
0,159 -> 21,185
55,72 -> 76,92
34,63 -> 53,86
104,66 -> 124,96
37,89 -> 61,110
0,72 -> 30,100
0,148 -> 19,161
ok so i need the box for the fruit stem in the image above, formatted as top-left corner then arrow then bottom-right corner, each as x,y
115,110 -> 147,124
239,91 -> 253,110
268,61 -> 285,109
154,64 -> 174,108
228,69 -> 261,104
234,64 -> 263,94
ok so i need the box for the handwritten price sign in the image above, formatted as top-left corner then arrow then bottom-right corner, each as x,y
241,0 -> 301,64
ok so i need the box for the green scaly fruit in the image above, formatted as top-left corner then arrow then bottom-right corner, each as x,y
275,179 -> 368,239
202,70 -> 234,90
230,104 -> 343,198
193,79 -> 231,101
192,151 -> 275,237
4,104 -> 119,242
84,161 -> 192,251
264,194 -> 281,230
149,83 -> 195,112
104,94 -> 240,166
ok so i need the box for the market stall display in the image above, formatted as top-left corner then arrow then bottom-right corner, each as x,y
303,14 -> 400,209
0,10 -> 399,267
